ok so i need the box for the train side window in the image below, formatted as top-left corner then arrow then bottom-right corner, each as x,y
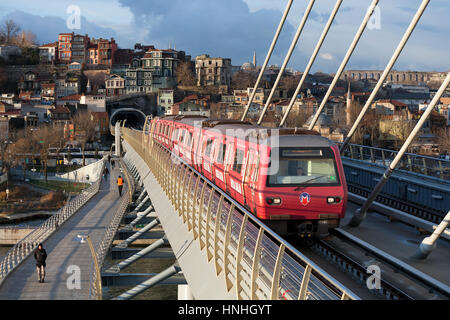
245,149 -> 255,179
204,139 -> 213,157
172,128 -> 178,141
185,131 -> 192,147
252,154 -> 260,182
216,142 -> 226,164
232,148 -> 244,174
179,129 -> 185,143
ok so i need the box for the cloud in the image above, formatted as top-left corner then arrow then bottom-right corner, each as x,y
1,10 -> 120,46
319,53 -> 334,61
117,0 -> 295,66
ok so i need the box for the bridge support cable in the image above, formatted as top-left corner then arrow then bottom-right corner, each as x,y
133,189 -> 147,205
241,0 -> 293,121
133,195 -> 150,213
127,205 -> 154,230
415,211 -> 450,259
307,0 -> 379,130
257,0 -> 316,125
349,72 -> 450,228
107,237 -> 169,273
117,218 -> 160,248
279,0 -> 342,127
339,0 -> 430,153
113,263 -> 182,300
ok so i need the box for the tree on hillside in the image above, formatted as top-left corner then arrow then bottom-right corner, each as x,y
72,112 -> 97,166
13,30 -> 38,48
282,108 -> 313,129
280,75 -> 300,97
436,127 -> 450,155
176,61 -> 196,87
31,125 -> 62,182
0,20 -> 21,45
231,71 -> 256,91
347,101 -> 380,146
10,128 -> 38,180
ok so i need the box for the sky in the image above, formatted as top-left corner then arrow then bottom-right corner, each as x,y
0,0 -> 448,74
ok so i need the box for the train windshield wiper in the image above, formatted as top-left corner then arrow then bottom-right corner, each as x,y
294,175 -> 326,191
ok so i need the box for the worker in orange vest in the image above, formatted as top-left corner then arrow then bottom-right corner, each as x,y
117,175 -> 124,197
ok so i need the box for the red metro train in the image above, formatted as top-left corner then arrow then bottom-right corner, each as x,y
149,115 -> 348,237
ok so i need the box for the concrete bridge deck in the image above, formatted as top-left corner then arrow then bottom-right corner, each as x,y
0,161 -> 129,300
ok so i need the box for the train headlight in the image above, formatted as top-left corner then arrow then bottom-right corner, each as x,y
327,197 -> 341,204
266,197 -> 282,205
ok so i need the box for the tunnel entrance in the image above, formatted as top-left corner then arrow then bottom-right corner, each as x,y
110,108 -> 147,130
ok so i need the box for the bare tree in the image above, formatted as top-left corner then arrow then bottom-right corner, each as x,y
31,125 -> 61,182
282,107 -> 313,129
436,127 -> 450,155
0,20 -> 21,45
72,112 -> 97,166
231,71 -> 257,91
10,128 -> 37,180
13,30 -> 38,48
176,61 -> 196,87
280,75 -> 300,97
347,101 -> 380,145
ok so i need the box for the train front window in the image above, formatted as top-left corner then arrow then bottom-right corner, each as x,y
267,147 -> 340,186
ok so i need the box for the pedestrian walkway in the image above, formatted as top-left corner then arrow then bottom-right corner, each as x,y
0,160 -> 129,300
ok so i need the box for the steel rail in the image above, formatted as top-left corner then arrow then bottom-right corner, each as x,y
330,228 -> 450,298
312,237 -> 415,300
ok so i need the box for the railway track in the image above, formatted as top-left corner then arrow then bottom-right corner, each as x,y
289,192 -> 450,300
307,228 -> 450,300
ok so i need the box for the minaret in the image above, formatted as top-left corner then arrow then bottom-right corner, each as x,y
86,79 -> 91,94
253,50 -> 257,68
346,81 -> 351,126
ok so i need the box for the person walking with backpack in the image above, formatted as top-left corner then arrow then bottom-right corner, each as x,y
117,175 -> 124,197
34,243 -> 47,283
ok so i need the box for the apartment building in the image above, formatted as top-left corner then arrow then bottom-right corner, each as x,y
195,54 -> 231,87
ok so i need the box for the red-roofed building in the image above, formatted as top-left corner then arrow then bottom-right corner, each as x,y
89,37 -> 118,68
58,32 -> 74,63
372,99 -> 413,119
41,83 -> 55,103
56,94 -> 82,106
48,106 -> 72,126
39,42 -> 58,63
165,95 -> 211,116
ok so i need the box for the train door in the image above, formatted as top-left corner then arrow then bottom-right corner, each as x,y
171,126 -> 178,156
247,149 -> 260,214
213,138 -> 227,191
202,135 -> 214,181
174,126 -> 184,159
193,129 -> 201,169
184,129 -> 193,165
227,142 -> 245,202
243,147 -> 255,209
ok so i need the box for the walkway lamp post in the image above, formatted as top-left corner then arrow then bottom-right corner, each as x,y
77,234 -> 102,300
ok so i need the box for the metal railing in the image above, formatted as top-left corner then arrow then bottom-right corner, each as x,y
0,157 -> 107,286
122,128 -> 359,300
89,157 -> 135,300
338,142 -> 450,181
